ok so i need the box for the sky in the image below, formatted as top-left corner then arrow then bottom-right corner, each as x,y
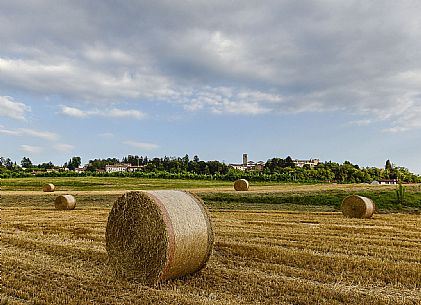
0,0 -> 420,174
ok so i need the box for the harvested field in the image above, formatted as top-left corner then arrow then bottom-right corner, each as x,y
1,190 -> 420,304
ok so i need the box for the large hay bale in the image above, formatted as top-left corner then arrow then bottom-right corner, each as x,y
341,195 -> 375,218
54,195 -> 76,210
234,179 -> 249,191
43,183 -> 55,192
106,190 -> 214,285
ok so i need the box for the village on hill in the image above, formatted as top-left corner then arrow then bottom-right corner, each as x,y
1,153 -> 419,183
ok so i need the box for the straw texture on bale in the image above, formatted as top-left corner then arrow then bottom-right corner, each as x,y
54,195 -> 76,210
234,179 -> 249,191
106,190 -> 214,285
43,183 -> 55,192
341,195 -> 375,218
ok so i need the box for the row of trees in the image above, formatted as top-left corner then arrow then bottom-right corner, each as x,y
122,154 -> 231,175
1,157 -> 55,171
1,155 -> 420,183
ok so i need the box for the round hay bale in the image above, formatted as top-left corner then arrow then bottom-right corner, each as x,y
106,190 -> 214,285
341,195 -> 375,218
234,179 -> 249,191
43,183 -> 55,192
54,195 -> 76,210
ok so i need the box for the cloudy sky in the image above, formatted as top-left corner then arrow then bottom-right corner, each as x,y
1,0 -> 420,173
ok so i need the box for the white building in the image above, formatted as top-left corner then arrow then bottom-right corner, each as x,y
293,159 -> 320,168
105,164 -> 131,173
105,163 -> 144,173
229,154 -> 265,171
75,166 -> 86,173
127,165 -> 144,172
378,179 -> 398,185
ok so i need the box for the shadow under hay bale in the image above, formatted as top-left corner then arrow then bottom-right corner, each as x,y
234,179 -> 249,191
54,195 -> 76,210
106,190 -> 214,285
341,195 -> 375,218
43,183 -> 55,192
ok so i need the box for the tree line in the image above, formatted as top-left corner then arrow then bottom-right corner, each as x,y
0,155 -> 419,183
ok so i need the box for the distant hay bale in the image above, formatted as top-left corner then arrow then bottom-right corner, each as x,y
234,179 -> 249,191
43,183 -> 55,192
106,190 -> 214,285
341,195 -> 375,218
54,195 -> 76,210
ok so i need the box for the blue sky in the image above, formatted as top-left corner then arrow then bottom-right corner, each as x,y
1,1 -> 420,174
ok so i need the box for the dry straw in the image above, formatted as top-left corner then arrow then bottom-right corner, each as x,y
43,183 -> 55,192
106,190 -> 214,285
341,195 -> 375,218
54,195 -> 76,210
234,179 -> 249,191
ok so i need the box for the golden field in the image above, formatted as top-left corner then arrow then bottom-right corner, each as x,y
1,184 -> 420,304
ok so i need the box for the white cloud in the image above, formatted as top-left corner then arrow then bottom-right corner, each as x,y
60,106 -> 145,119
0,127 -> 20,136
348,119 -> 372,127
107,108 -> 145,119
98,132 -> 114,138
212,101 -> 270,115
383,101 -> 421,133
20,144 -> 42,154
1,1 -> 421,131
0,56 -> 173,102
18,128 -> 58,141
123,140 -> 159,150
0,127 -> 58,140
83,45 -> 134,64
0,96 -> 31,120
182,87 -> 279,115
61,106 -> 88,118
54,143 -> 74,152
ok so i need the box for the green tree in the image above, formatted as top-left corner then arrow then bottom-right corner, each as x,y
86,158 -> 119,171
0,157 -> 13,169
67,156 -> 81,170
207,160 -> 229,175
38,162 -> 54,169
264,158 -> 286,173
21,157 -> 33,168
182,154 -> 189,166
285,156 -> 295,168
385,159 -> 392,171
396,183 -> 406,205
385,160 -> 399,179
